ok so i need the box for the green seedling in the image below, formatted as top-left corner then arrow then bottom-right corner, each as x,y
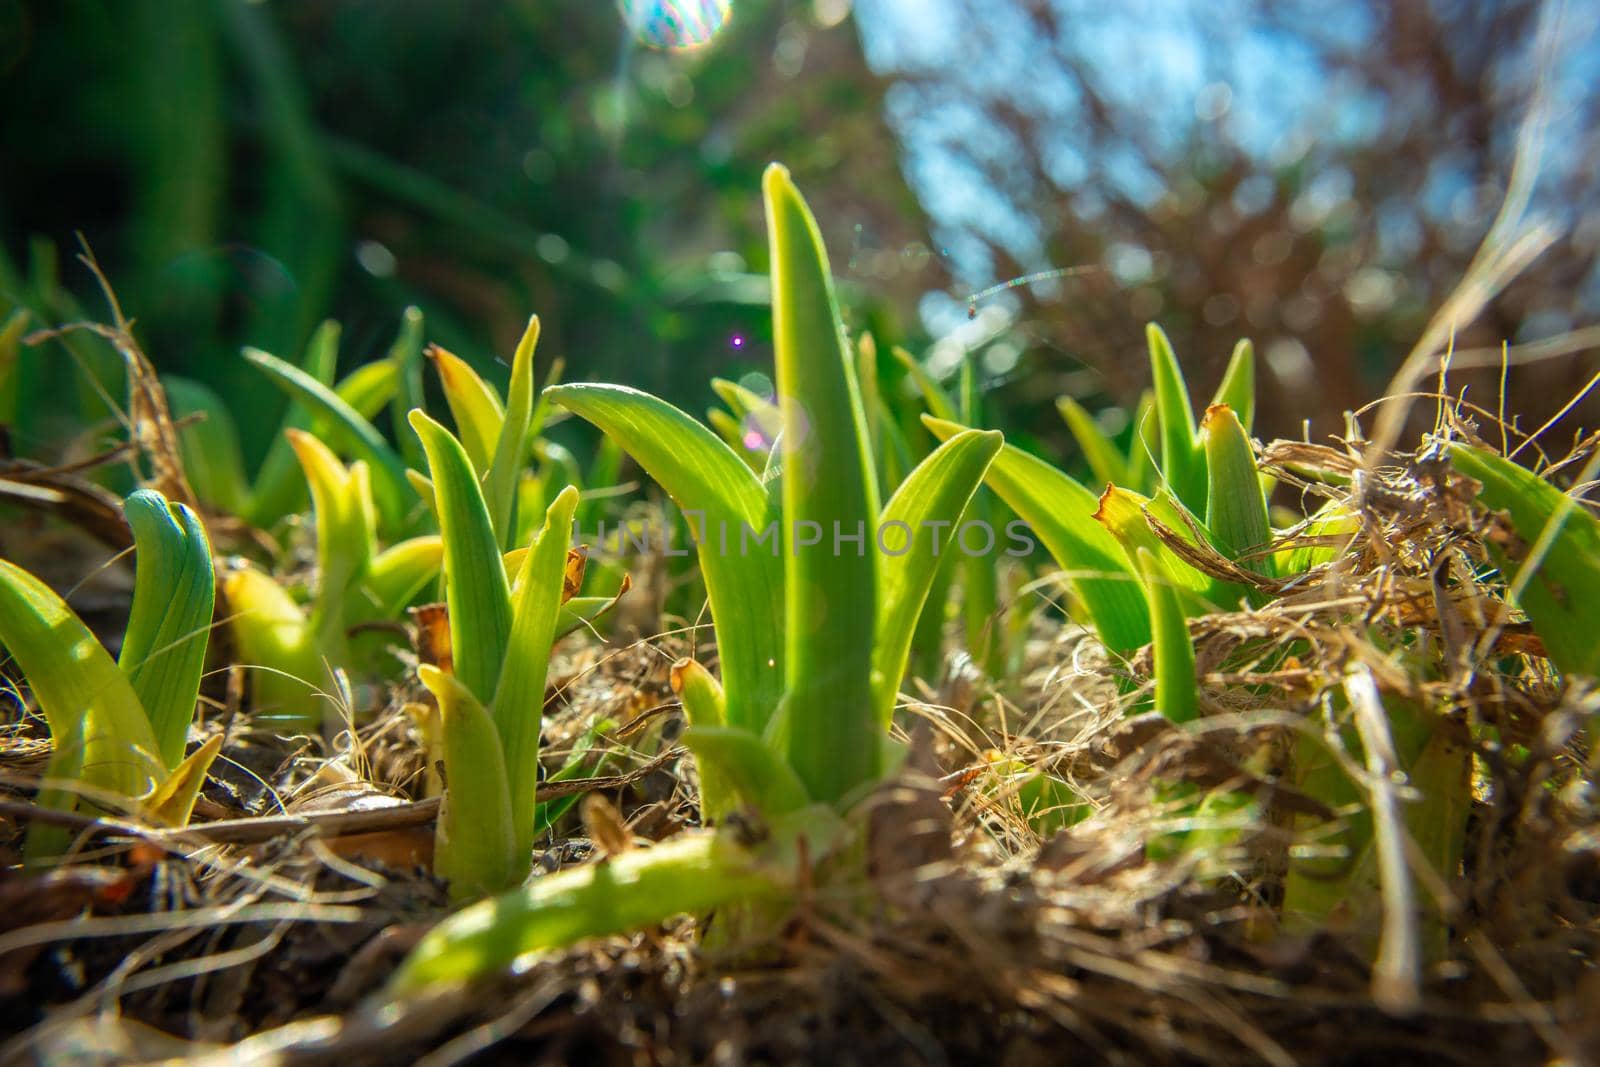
410,398 -> 584,899
390,164 -> 1003,994
0,489 -> 220,859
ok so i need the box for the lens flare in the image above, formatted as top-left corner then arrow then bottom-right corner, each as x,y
619,0 -> 731,51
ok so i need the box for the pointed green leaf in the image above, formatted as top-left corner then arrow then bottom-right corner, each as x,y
765,163 -> 881,805
872,428 -> 1003,724
410,411 -> 514,705
486,316 -> 540,551
891,344 -> 959,423
547,383 -> 783,733
493,485 -> 581,873
427,344 -> 505,474
924,415 -> 1149,653
1057,395 -> 1132,490
389,307 -> 428,470
142,733 -> 222,828
119,490 -> 215,769
1201,404 -> 1275,578
1211,338 -> 1255,433
1147,325 -> 1206,511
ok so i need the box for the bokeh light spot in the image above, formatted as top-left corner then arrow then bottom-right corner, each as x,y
620,0 -> 731,51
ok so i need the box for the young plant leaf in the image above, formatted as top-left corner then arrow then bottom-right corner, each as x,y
765,162 -> 881,805
1057,395 -> 1132,490
389,307 -> 428,470
1200,404 -> 1275,579
1126,389 -> 1159,494
389,807 -> 841,996
924,416 -> 1149,654
419,664 -> 517,901
872,428 -> 1003,724
0,559 -> 161,803
891,344 -> 959,423
1147,325 -> 1206,512
426,344 -> 505,474
1210,338 -> 1256,432
223,565 -> 324,732
162,376 -> 251,515
142,734 -> 223,828
245,346 -> 414,530
493,484 -> 581,874
360,535 -> 445,617
485,316 -> 541,550
410,410 -> 514,705
1450,442 -> 1600,677
681,726 -> 810,818
1137,547 -> 1198,724
119,490 -> 215,769
249,320 -> 341,526
547,383 -> 784,733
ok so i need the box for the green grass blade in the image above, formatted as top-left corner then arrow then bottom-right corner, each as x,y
119,490 -> 215,770
143,734 -> 223,828
161,376 -> 251,515
1210,339 -> 1256,433
872,428 -> 1003,724
1137,548 -> 1198,723
1200,404 -> 1274,578
332,359 -> 400,422
547,383 -> 783,733
410,411 -> 514,705
1147,325 -> 1206,511
486,316 -> 540,551
493,485 -> 581,874
245,346 -> 414,530
419,664 -> 517,900
427,344 -> 505,474
1451,442 -> 1600,677
765,163 -> 881,806
1057,395 -> 1131,490
924,416 -> 1149,654
0,559 -> 161,804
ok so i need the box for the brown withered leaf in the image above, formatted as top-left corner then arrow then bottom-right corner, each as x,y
562,545 -> 588,603
409,603 -> 453,674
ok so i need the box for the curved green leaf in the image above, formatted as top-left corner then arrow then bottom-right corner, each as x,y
924,415 -> 1148,654
547,383 -> 783,733
1057,395 -> 1131,490
420,664 -> 517,901
120,490 -> 215,769
244,346 -> 414,530
872,428 -> 1003,724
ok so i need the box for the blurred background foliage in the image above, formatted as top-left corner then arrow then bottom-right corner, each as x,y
1,0 -> 1596,472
